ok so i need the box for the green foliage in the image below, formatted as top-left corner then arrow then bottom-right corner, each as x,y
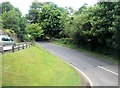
26,23 -> 44,40
112,2 -> 120,49
63,2 -> 120,58
1,2 -> 13,13
26,1 -> 67,39
65,7 -> 75,15
3,29 -> 16,35
64,7 -> 93,45
111,2 -> 120,57
19,16 -> 28,41
0,16 -> 3,29
26,1 -> 38,23
38,4 -> 63,38
1,1 -> 67,41
56,38 -> 73,45
2,9 -> 20,33
1,1 -> 119,58
1,1 -> 22,35
26,1 -> 56,23
1,1 -> 25,42
23,34 -> 33,41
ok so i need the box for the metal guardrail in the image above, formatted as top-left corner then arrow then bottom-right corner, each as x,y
0,42 -> 34,54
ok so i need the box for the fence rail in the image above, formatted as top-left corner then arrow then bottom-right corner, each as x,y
0,42 -> 34,54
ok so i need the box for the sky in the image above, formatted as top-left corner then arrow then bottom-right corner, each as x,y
0,0 -> 98,15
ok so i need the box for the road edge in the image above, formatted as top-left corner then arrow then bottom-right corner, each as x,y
37,42 -> 93,87
49,42 -> 93,86
63,61 -> 93,87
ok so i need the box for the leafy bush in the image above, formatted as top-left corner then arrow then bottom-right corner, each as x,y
63,2 -> 120,59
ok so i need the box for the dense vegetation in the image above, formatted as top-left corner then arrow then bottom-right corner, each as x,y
0,1 -> 120,58
0,1 -> 67,41
63,2 -> 120,58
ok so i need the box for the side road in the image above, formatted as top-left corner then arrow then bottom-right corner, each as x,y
38,42 -> 119,86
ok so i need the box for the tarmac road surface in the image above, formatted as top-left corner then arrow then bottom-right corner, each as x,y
38,42 -> 119,86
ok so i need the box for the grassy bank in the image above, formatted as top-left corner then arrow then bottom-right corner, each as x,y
53,39 -> 119,64
2,45 -> 81,86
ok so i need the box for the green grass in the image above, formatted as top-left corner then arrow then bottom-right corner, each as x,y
2,45 -> 81,86
53,40 -> 119,64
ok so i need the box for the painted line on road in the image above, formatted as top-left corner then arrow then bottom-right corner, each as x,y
38,42 -> 93,86
98,66 -> 119,76
64,62 -> 93,86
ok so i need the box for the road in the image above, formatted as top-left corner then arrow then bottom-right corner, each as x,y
38,42 -> 119,86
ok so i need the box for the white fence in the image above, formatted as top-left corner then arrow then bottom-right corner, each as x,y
0,42 -> 34,54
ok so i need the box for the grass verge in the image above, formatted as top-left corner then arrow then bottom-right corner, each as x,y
53,40 -> 119,64
2,45 -> 81,86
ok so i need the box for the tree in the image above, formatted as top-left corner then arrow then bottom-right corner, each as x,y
26,23 -> 44,40
2,9 -> 21,33
112,2 -> 120,57
14,7 -> 22,18
1,1 -> 22,34
0,3 -> 2,14
1,2 -> 13,13
26,1 -> 66,39
89,2 -> 116,51
64,5 -> 93,46
19,16 -> 28,41
26,1 -> 60,24
64,2 -> 119,52
75,3 -> 88,15
26,1 -> 44,23
38,4 -> 64,39
65,7 -> 75,15
0,16 -> 3,29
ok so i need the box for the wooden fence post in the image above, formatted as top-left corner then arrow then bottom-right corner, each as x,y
26,43 -> 27,48
22,44 -> 24,49
0,42 -> 33,54
18,44 -> 20,51
12,45 -> 14,52
28,43 -> 29,47
31,41 -> 35,46
29,42 -> 31,47
2,46 -> 4,54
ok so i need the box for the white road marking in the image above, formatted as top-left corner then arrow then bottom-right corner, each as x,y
98,66 -> 119,76
38,43 -> 93,86
64,61 -> 93,86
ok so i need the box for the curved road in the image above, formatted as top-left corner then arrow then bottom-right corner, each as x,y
38,42 -> 119,86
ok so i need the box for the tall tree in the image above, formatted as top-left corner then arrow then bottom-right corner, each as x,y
89,2 -> 116,50
0,3 -> 2,14
26,1 -> 43,23
64,2 -> 119,52
1,2 -> 13,13
112,2 -> 120,56
2,8 -> 21,33
19,16 -> 28,41
26,1 -> 58,23
0,16 -> 3,29
38,4 -> 63,38
1,1 -> 22,36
